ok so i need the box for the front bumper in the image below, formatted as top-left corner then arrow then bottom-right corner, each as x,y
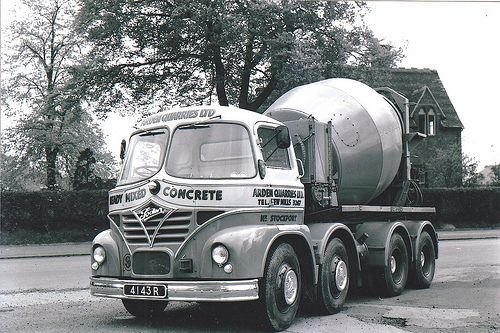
90,277 -> 259,302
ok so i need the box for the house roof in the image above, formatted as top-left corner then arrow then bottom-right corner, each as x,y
339,67 -> 464,129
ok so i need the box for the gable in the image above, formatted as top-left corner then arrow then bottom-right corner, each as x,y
338,67 -> 464,129
410,86 -> 446,118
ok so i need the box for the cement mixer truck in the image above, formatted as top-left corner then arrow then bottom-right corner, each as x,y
90,79 -> 438,331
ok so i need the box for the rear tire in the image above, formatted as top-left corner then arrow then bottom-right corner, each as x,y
317,238 -> 349,314
122,299 -> 167,318
377,233 -> 408,297
259,243 -> 301,331
411,231 -> 435,288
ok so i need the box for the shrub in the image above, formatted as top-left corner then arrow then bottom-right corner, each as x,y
422,187 -> 500,228
0,190 -> 109,233
1,187 -> 498,245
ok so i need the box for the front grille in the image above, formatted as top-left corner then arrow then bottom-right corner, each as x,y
133,251 -> 170,275
121,209 -> 192,246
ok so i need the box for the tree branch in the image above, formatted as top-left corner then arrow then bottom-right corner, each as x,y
248,73 -> 276,112
238,34 -> 254,109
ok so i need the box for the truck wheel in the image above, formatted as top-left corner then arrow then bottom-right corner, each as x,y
411,231 -> 435,288
378,233 -> 408,296
260,243 -> 301,331
122,299 -> 168,318
317,238 -> 349,314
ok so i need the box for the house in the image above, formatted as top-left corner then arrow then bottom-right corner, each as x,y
340,67 -> 464,187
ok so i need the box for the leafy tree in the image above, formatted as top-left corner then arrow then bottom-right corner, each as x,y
0,150 -> 43,191
72,148 -> 97,190
425,143 -> 483,187
2,0 -> 115,189
490,164 -> 500,186
72,148 -> 116,190
76,0 -> 403,115
462,155 -> 484,187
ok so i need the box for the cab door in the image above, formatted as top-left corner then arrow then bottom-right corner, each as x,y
255,122 -> 304,211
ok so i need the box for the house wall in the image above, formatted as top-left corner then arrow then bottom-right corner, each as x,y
410,127 -> 462,187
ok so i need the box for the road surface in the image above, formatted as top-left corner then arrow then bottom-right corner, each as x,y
0,238 -> 498,332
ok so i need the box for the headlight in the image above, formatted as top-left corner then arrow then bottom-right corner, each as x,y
212,244 -> 229,266
93,246 -> 106,264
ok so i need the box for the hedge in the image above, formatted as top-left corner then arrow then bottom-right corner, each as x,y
0,190 -> 109,233
422,187 -> 500,228
0,187 -> 498,237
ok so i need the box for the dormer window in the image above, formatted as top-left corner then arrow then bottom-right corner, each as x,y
416,107 -> 437,136
428,108 -> 436,136
418,108 -> 426,134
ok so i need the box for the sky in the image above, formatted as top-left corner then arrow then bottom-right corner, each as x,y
365,1 -> 500,169
1,1 -> 499,170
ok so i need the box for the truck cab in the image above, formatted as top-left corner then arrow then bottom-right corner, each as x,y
91,106 -> 314,327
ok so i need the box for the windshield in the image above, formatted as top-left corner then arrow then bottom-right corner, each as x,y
166,123 -> 256,179
120,130 -> 169,184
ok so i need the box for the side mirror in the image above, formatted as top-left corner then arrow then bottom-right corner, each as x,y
120,139 -> 126,161
275,125 -> 291,149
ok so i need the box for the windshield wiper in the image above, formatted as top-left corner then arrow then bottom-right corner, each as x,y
178,114 -> 222,129
178,124 -> 210,130
139,130 -> 165,137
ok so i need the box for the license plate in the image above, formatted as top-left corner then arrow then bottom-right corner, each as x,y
124,284 -> 167,298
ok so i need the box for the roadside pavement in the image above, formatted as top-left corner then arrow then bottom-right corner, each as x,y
0,229 -> 498,259
438,228 -> 500,241
0,241 -> 91,259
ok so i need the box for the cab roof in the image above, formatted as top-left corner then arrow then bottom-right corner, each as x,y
138,105 -> 282,131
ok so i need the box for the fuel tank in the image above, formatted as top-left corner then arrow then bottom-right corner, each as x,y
265,78 -> 403,205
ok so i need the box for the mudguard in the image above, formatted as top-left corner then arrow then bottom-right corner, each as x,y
400,220 -> 438,259
308,222 -> 361,272
92,229 -> 121,276
354,221 -> 412,268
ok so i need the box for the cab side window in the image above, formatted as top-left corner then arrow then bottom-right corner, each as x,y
258,127 -> 291,169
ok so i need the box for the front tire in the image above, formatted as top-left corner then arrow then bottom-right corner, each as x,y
260,243 -> 301,331
317,238 -> 349,314
377,233 -> 409,296
122,299 -> 168,318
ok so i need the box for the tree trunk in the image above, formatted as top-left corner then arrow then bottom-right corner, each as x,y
45,147 -> 58,188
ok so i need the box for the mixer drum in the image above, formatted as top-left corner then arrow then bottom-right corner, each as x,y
265,79 -> 403,205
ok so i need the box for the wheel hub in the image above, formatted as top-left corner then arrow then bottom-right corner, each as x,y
390,255 -> 397,274
334,260 -> 348,291
420,251 -> 425,268
283,269 -> 298,305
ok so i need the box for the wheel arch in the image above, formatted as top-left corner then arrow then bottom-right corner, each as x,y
355,221 -> 413,268
400,220 -> 439,261
263,232 -> 317,288
309,223 -> 361,272
307,223 -> 361,293
322,226 -> 360,292
421,223 -> 438,259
